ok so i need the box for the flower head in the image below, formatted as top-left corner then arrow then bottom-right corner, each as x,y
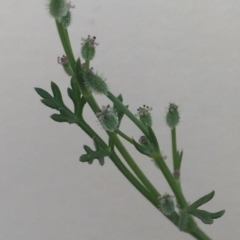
48,0 -> 75,21
136,105 -> 153,127
57,55 -> 74,76
166,103 -> 180,128
81,35 -> 99,61
58,55 -> 69,65
96,105 -> 119,132
158,194 -> 175,216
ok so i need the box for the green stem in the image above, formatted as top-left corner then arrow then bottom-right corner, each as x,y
108,132 -> 160,198
154,155 -> 188,208
63,27 -> 74,59
55,24 -> 158,199
55,21 -> 76,69
110,151 -> 158,206
171,127 -> 178,170
83,93 -> 160,199
110,151 -> 180,227
76,116 -> 160,210
115,129 -> 134,144
85,60 -> 90,71
76,118 -> 105,148
107,91 -> 149,137
76,113 -> 180,231
189,227 -> 212,240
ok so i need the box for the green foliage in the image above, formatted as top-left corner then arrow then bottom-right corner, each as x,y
36,12 -> 226,239
113,94 -> 128,128
67,78 -> 85,116
79,137 -> 110,166
186,191 -> 225,225
35,81 -> 77,124
147,125 -> 160,153
188,209 -> 225,225
188,191 -> 215,210
132,138 -> 152,157
177,150 -> 183,169
75,58 -> 87,88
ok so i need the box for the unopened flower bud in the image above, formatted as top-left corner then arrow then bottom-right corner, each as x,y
84,68 -> 108,95
48,0 -> 74,21
60,11 -> 71,27
138,136 -> 148,145
96,105 -> 119,132
158,194 -> 175,216
58,55 -> 74,76
136,105 -> 152,127
166,103 -> 180,128
81,35 -> 99,61
173,170 -> 180,179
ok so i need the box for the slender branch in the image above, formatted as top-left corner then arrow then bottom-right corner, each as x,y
108,132 -> 160,198
154,155 -> 188,208
171,127 -> 178,170
107,91 -> 149,137
55,21 -> 76,68
109,151 -> 158,206
76,115 -> 161,212
115,129 -> 134,144
189,227 -> 212,240
63,27 -> 74,58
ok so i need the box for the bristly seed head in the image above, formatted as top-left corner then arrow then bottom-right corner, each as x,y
81,35 -> 99,61
96,105 -> 119,132
48,0 -> 75,21
136,105 -> 153,127
158,194 -> 175,216
84,68 -> 108,95
166,103 -> 180,129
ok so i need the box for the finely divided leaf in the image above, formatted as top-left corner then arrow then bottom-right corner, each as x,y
188,191 -> 215,210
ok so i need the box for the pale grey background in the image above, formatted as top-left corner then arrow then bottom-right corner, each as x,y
1,0 -> 239,239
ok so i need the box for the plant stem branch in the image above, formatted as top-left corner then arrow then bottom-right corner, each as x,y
154,155 -> 187,208
107,91 -> 149,137
171,127 -> 178,170
55,21 -> 76,68
108,132 -> 160,198
115,129 -> 134,144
